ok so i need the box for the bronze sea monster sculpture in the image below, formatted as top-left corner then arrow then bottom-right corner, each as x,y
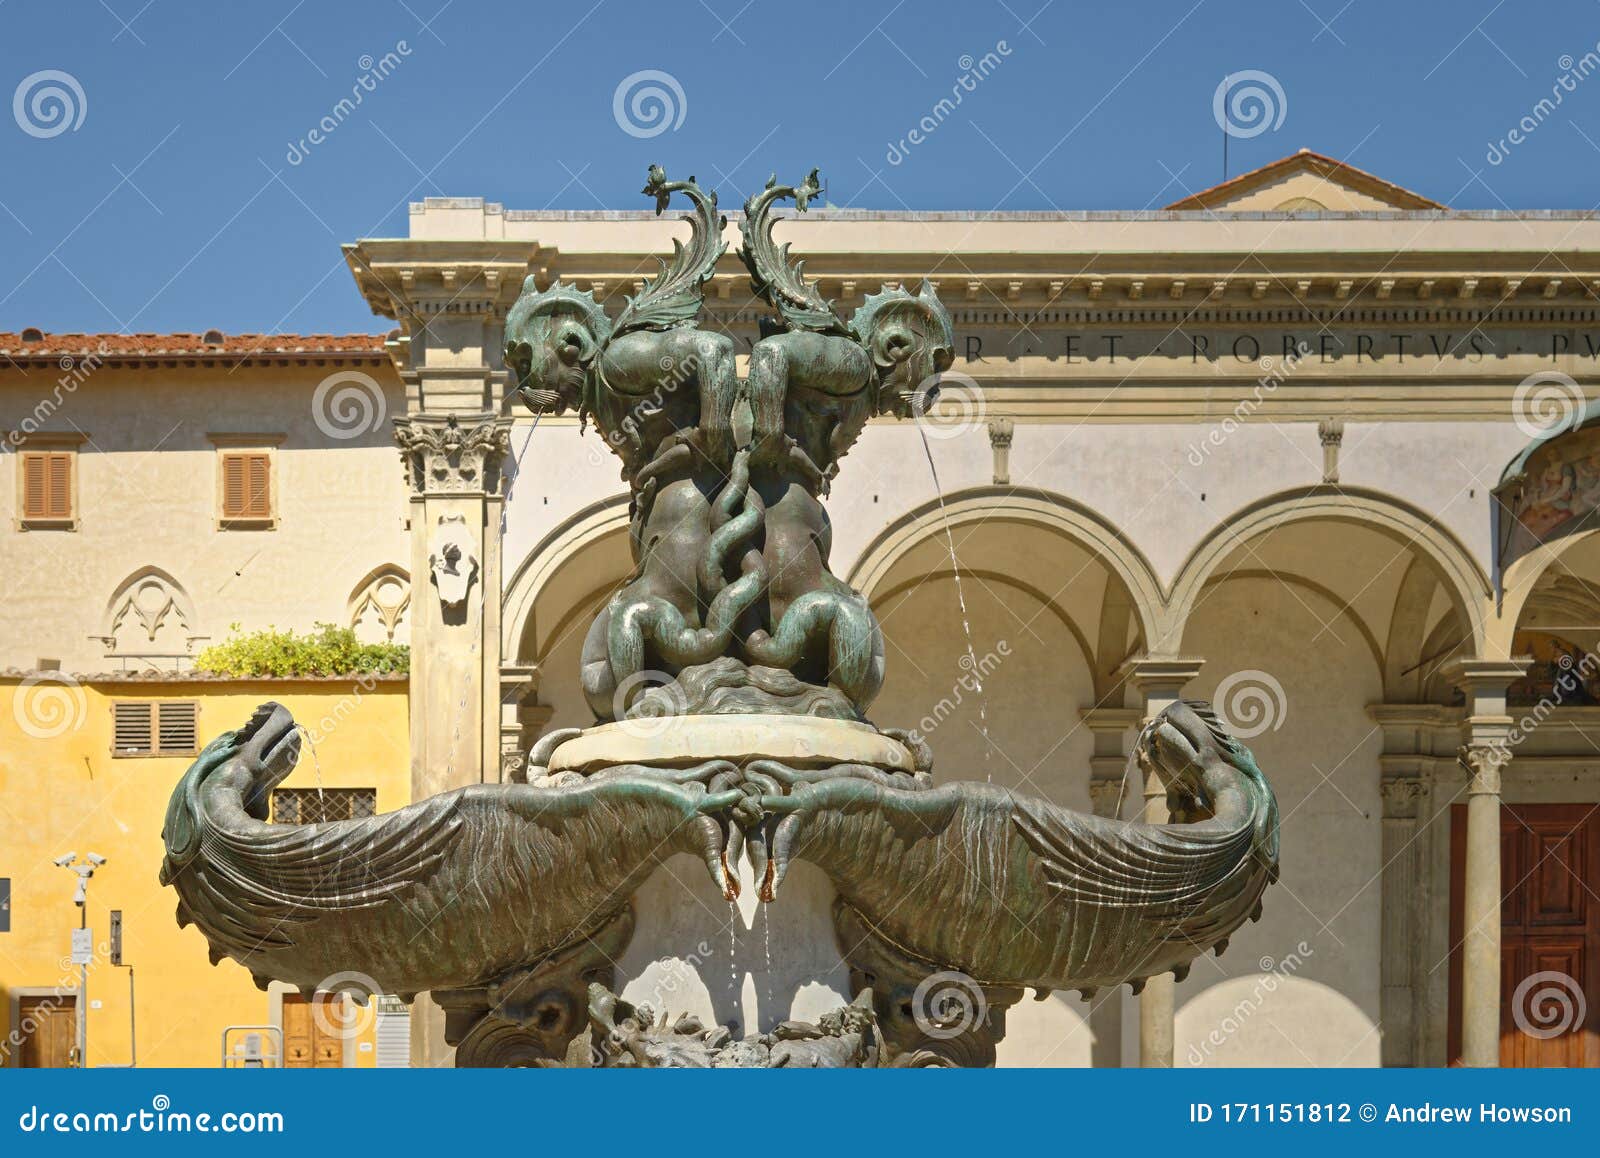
160,167 -> 1280,1068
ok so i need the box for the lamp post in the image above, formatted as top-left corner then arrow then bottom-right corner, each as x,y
53,851 -> 106,1068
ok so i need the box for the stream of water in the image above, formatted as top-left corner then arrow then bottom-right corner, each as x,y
916,424 -> 993,779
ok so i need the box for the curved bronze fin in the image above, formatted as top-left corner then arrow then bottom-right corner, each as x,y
610,165 -> 727,337
737,169 -> 849,335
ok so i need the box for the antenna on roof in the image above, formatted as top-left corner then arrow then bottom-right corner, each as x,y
1222,116 -> 1229,183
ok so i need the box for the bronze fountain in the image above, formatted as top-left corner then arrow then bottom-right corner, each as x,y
159,167 -> 1280,1067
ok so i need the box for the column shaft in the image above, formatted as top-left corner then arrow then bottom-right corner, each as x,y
1460,747 -> 1506,1067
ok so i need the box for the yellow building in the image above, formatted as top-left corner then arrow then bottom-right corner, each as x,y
0,678 -> 409,1067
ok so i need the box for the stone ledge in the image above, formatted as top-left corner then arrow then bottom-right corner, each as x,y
546,714 -> 914,772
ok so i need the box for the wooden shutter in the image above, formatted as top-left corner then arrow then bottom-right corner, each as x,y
112,703 -> 153,755
112,701 -> 197,756
21,451 -> 71,520
221,452 -> 271,520
157,702 -> 197,754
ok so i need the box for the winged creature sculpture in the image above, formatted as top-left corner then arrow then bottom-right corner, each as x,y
159,165 -> 1281,1068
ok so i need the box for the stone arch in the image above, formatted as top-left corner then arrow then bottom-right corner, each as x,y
848,487 -> 1165,658
102,566 -> 197,657
501,495 -> 632,663
1489,530 -> 1600,658
1201,567 -> 1385,677
1165,486 -> 1489,657
348,564 -> 411,644
870,567 -> 1100,676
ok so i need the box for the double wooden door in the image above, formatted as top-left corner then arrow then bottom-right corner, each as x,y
14,995 -> 76,1067
281,993 -> 348,1068
1450,802 -> 1600,1066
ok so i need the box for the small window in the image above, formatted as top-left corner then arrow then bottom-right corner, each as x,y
271,788 -> 377,825
20,450 -> 73,526
219,451 -> 272,524
112,701 -> 198,757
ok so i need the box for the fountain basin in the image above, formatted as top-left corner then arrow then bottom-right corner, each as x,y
545,714 -> 915,772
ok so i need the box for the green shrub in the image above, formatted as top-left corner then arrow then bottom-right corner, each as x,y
195,623 -> 409,677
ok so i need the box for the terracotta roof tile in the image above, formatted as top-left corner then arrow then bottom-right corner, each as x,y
0,331 -> 392,362
0,666 -> 406,684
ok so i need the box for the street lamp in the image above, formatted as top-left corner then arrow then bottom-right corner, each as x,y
54,851 -> 106,1067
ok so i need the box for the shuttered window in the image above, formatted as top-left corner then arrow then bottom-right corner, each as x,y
20,451 -> 72,522
220,451 -> 271,521
111,702 -> 198,757
271,788 -> 377,825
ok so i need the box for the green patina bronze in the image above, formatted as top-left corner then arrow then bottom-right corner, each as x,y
158,167 -> 1282,1068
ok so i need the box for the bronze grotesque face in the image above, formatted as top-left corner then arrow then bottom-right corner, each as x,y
503,280 -> 610,417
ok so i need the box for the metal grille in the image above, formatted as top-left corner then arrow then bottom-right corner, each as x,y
271,787 -> 377,825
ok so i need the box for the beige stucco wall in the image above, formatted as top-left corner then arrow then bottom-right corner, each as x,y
0,362 -> 410,673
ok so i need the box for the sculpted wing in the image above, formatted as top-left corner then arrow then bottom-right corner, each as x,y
763,701 -> 1279,992
160,702 -> 739,996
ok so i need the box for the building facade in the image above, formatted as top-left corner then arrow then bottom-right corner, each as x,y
3,151 -> 1598,1066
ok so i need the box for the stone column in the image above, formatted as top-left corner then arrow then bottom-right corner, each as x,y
1447,659 -> 1528,1068
1458,741 -> 1511,1067
497,663 -> 546,782
1117,657 -> 1204,1067
1081,705 -> 1141,1068
393,412 -> 513,1066
987,418 -> 1014,485
1367,702 -> 1454,1066
1378,768 -> 1426,1063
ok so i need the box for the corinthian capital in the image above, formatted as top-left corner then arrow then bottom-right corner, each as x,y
1379,775 -> 1426,819
1458,742 -> 1512,795
394,413 -> 514,495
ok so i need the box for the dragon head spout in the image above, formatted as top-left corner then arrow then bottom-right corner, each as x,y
159,702 -> 300,885
849,281 -> 955,417
504,278 -> 612,416
1137,700 -> 1279,875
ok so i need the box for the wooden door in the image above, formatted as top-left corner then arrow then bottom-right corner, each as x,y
15,995 -> 76,1068
1449,802 -> 1600,1066
281,994 -> 347,1068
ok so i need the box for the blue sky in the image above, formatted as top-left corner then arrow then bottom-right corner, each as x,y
3,0 -> 1600,334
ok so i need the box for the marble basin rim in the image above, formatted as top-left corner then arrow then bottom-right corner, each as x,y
544,713 -> 915,772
